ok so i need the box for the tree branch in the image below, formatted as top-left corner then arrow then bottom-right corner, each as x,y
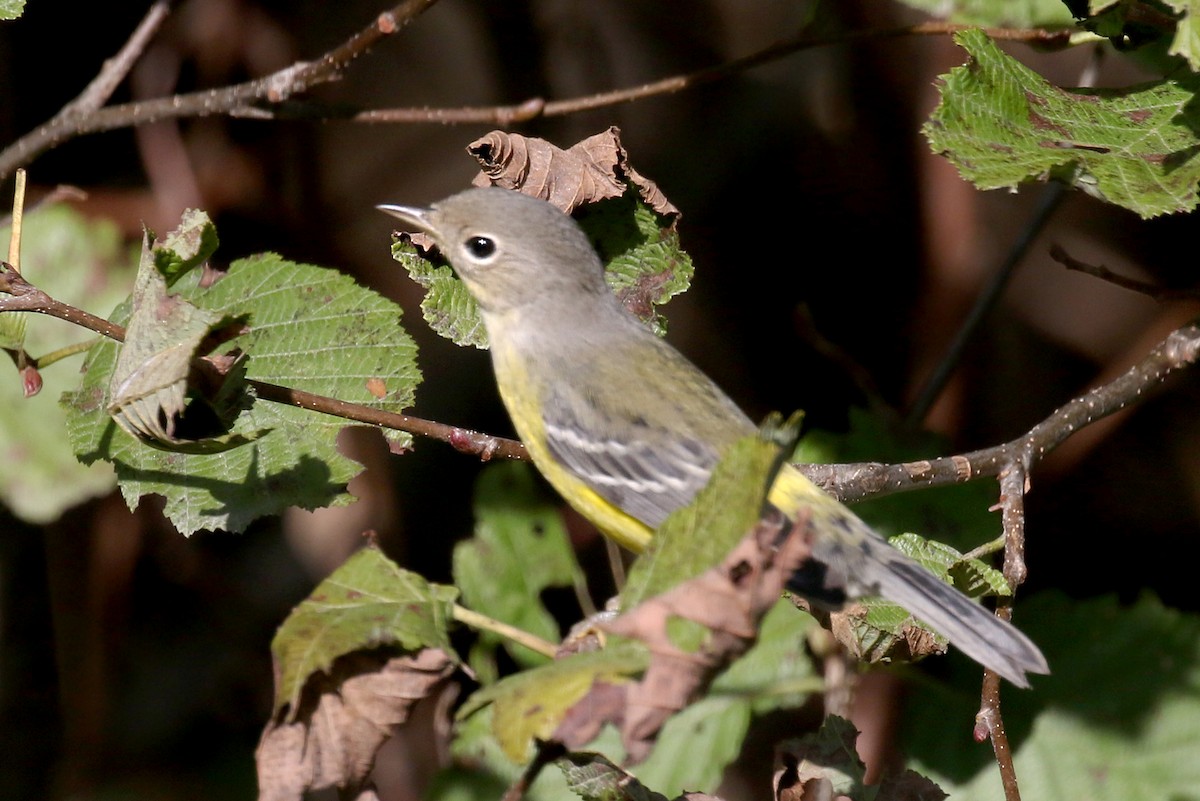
0,0 -> 442,182
0,261 -> 527,462
0,13 -> 1071,180
800,320 -> 1200,501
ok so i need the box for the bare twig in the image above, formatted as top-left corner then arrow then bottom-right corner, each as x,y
62,2 -> 173,116
0,14 -> 1071,179
0,0 -> 442,182
0,262 -> 528,462
1050,243 -> 1200,301
974,463 -> 1030,801
451,604 -> 558,658
906,183 -> 1067,425
350,21 -> 1071,125
801,320 -> 1200,502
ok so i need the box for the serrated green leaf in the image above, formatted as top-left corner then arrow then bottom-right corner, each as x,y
576,191 -> 694,338
453,461 -> 589,680
621,420 -> 793,607
63,251 -> 420,535
458,642 -> 647,764
889,532 -> 1011,597
925,28 -> 1200,218
559,752 -> 669,801
271,544 -> 458,716
0,205 -> 133,523
391,238 -> 490,348
905,592 -> 1200,801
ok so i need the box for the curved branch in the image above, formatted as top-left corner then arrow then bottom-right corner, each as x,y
801,320 -> 1200,502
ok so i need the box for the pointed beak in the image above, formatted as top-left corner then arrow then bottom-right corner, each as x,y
376,203 -> 433,234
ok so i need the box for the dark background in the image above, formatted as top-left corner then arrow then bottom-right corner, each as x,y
1,1 -> 1197,799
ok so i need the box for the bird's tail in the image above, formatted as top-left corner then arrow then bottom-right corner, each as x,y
770,466 -> 1049,688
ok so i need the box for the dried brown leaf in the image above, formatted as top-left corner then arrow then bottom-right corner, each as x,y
468,127 -> 679,219
553,512 -> 812,762
255,648 -> 455,801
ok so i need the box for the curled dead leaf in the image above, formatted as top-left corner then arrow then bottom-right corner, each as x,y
468,127 -> 679,219
256,648 -> 456,801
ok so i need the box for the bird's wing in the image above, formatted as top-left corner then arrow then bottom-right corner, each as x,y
541,390 -> 718,529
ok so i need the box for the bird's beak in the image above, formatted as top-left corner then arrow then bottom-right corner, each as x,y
376,203 -> 433,234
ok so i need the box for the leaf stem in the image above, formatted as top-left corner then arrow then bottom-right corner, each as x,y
451,604 -> 558,659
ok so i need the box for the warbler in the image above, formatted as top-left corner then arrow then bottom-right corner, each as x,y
379,187 -> 1049,688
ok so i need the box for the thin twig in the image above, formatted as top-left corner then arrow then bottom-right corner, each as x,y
906,44 -> 1104,426
451,604 -> 558,658
975,463 -> 1029,801
0,15 -> 1072,179
801,320 -> 1200,502
61,1 -> 173,116
1050,243 -> 1200,301
0,262 -> 528,462
906,183 -> 1066,425
0,0 -> 442,182
349,21 -> 1072,125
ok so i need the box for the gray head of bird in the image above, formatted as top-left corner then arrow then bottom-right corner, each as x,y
378,187 -> 612,317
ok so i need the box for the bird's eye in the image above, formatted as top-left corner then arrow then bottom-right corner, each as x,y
465,236 -> 496,259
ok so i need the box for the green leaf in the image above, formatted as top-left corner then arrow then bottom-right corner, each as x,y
905,592 -> 1200,800
0,0 -> 24,21
390,190 -> 693,346
890,532 -> 1011,598
0,205 -> 133,523
437,702 -> 584,801
621,417 -> 795,607
453,461 -> 590,680
63,251 -> 421,534
925,28 -> 1200,218
1164,0 -> 1200,70
896,0 -> 1075,27
390,238 -> 490,349
270,544 -> 458,717
793,409 -> 1013,663
576,191 -> 694,338
559,752 -> 669,801
457,642 -> 648,764
152,208 -> 219,285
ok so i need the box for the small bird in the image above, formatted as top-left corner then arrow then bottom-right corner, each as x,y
379,187 -> 1049,687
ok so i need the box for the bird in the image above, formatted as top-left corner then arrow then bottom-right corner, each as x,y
378,186 -> 1049,688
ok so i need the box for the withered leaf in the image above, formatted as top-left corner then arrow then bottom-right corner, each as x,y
256,649 -> 456,801
469,127 -> 679,219
774,716 -> 944,801
107,225 -> 257,452
588,514 -> 812,761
